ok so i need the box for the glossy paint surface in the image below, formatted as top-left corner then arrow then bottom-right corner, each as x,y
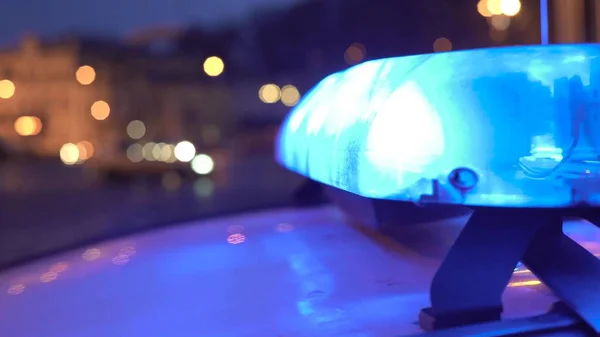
277,44 -> 600,207
0,206 -> 599,336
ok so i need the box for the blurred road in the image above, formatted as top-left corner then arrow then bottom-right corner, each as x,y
0,155 -> 304,270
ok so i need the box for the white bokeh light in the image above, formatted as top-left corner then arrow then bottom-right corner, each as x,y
191,154 -> 215,175
174,141 -> 196,162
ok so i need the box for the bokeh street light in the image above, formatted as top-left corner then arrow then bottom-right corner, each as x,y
203,56 -> 224,77
344,43 -> 365,65
500,0 -> 521,16
127,120 -> 146,139
76,141 -> 94,161
127,143 -> 144,163
433,37 -> 453,52
477,0 -> 521,17
0,79 -> 15,99
491,15 -> 511,30
174,141 -> 196,162
60,143 -> 80,165
76,65 -> 96,85
14,116 -> 42,136
158,143 -> 175,162
191,154 -> 215,175
477,0 -> 493,17
91,100 -> 110,120
281,85 -> 301,107
143,142 -> 157,161
259,84 -> 281,103
486,0 -> 503,15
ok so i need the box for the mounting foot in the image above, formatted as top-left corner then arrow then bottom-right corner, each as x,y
418,306 -> 502,331
420,206 -> 600,335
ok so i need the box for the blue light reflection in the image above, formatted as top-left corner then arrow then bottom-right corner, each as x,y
277,44 -> 600,207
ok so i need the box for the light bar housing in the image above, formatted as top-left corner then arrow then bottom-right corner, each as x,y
276,44 -> 600,207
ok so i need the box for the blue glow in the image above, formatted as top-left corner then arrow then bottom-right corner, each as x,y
276,44 -> 600,207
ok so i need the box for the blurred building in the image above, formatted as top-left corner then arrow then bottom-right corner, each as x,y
0,33 -> 234,164
0,0 -> 509,166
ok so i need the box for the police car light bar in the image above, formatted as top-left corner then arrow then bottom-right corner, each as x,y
276,44 -> 600,208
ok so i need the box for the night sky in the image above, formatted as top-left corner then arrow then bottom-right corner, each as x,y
0,0 -> 307,45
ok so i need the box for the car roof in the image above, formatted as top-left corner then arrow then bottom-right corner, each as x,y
1,205 -> 595,336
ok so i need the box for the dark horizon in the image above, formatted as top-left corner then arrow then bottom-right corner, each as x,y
0,0 -> 308,46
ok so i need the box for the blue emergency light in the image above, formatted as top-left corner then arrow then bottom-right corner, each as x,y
276,44 -> 600,208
